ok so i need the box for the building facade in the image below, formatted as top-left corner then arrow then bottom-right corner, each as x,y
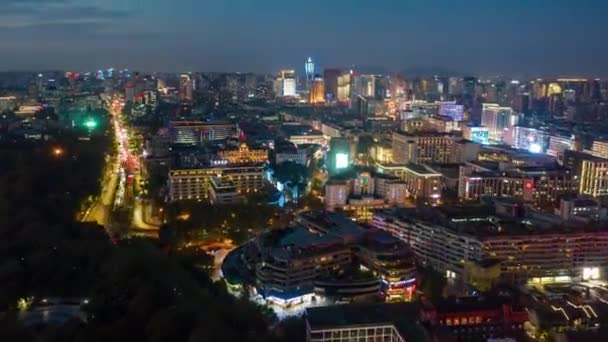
168,164 -> 265,201
372,207 -> 608,285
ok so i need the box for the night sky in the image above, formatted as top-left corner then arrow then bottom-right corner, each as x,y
1,0 -> 607,76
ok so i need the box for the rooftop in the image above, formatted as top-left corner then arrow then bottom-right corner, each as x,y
306,302 -> 426,340
376,203 -> 608,238
281,124 -> 323,137
422,296 -> 524,314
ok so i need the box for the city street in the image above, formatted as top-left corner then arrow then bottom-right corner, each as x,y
82,96 -> 159,234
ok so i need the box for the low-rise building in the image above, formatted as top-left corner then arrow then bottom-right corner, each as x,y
376,162 -> 442,204
306,302 -> 423,342
168,164 -> 265,201
372,201 -> 608,286
324,170 -> 408,220
564,150 -> 608,200
459,163 -> 579,208
223,212 -> 418,309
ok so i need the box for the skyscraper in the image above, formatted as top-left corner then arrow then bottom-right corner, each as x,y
323,68 -> 341,101
337,72 -> 352,103
179,74 -> 193,102
305,57 -> 315,90
310,76 -> 325,104
481,103 -> 517,142
279,70 -> 296,97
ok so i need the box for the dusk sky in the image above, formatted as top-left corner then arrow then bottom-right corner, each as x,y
1,0 -> 607,76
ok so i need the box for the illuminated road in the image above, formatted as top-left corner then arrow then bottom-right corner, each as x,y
82,94 -> 159,235
111,96 -> 159,233
133,199 -> 158,231
81,100 -> 121,227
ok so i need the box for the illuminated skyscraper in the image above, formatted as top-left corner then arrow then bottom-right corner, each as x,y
310,76 -> 325,104
305,57 -> 315,90
179,74 -> 193,102
337,72 -> 352,102
481,103 -> 517,142
279,70 -> 296,97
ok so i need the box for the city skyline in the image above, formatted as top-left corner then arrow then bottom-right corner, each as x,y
0,0 -> 607,76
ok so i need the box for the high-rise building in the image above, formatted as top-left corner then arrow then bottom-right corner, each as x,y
310,76 -> 325,104
337,72 -> 351,102
179,74 -> 193,102
390,74 -> 408,101
304,57 -> 315,90
481,103 -> 518,142
279,69 -> 296,97
323,68 -> 341,101
352,74 -> 378,98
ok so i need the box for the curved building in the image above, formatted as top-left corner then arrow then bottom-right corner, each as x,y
222,212 -> 417,310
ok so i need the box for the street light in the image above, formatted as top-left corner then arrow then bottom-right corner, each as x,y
52,147 -> 64,157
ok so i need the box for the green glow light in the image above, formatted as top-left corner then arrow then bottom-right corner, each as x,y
84,119 -> 98,129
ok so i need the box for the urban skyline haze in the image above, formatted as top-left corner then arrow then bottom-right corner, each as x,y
0,0 -> 607,76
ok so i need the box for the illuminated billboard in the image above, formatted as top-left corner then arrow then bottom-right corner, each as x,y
439,103 -> 464,121
335,153 -> 348,169
470,127 -> 489,145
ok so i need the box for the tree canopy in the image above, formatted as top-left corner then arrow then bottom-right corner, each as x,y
0,136 -> 295,342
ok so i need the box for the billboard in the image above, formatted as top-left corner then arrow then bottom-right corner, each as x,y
439,103 -> 464,121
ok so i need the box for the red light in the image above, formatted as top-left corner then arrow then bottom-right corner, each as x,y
525,181 -> 534,190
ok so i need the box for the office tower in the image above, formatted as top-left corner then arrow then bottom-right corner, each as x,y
481,103 -> 517,142
463,76 -> 477,97
390,74 -> 408,100
179,74 -> 193,102
352,74 -> 375,98
304,57 -> 315,90
310,76 -> 325,104
125,83 -> 135,103
337,72 -> 351,102
157,78 -> 167,92
448,77 -> 462,96
279,69 -> 296,97
323,68 -> 341,101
